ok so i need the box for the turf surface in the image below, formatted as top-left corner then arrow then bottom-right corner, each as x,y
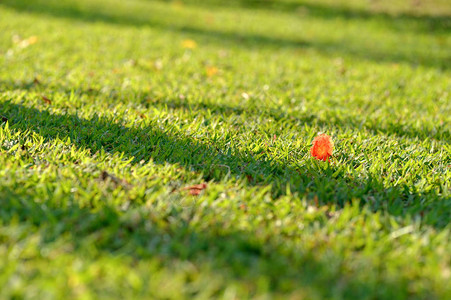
0,0 -> 450,298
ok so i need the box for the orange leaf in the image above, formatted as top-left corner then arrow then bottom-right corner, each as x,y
310,134 -> 334,161
183,183 -> 207,196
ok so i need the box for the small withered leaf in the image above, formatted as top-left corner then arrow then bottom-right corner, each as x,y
183,183 -> 207,196
188,189 -> 202,196
41,96 -> 52,105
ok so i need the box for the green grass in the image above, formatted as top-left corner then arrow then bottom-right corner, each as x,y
0,0 -> 450,298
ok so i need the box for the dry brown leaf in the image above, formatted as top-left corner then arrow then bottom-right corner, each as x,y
41,96 -> 52,105
189,189 -> 202,196
183,183 -> 207,196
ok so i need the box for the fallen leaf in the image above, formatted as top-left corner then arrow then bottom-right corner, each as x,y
184,183 -> 207,190
310,134 -> 334,161
41,96 -> 52,104
189,189 -> 202,196
206,66 -> 219,77
182,39 -> 197,49
183,183 -> 207,196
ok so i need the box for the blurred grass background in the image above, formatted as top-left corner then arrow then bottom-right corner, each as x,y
0,0 -> 450,299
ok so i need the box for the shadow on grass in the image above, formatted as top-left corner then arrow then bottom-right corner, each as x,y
169,0 -> 451,33
1,0 -> 450,70
0,187 -> 411,298
1,99 -> 449,229
3,78 -> 450,146
152,97 -> 451,144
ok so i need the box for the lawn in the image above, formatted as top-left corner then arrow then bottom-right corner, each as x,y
0,0 -> 450,299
